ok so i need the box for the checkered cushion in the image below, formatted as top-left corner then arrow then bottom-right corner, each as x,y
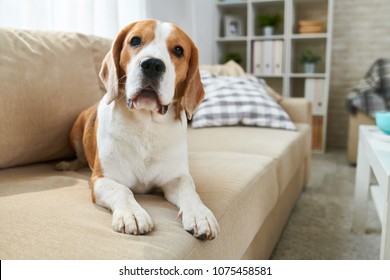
192,72 -> 296,130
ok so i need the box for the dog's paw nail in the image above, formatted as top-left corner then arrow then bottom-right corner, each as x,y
178,211 -> 183,220
112,208 -> 153,235
196,233 -> 207,241
127,98 -> 133,108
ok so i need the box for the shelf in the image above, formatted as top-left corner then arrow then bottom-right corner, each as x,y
255,74 -> 284,78
252,35 -> 284,40
252,0 -> 285,36
216,36 -> 248,42
293,0 -> 328,4
252,0 -> 285,3
291,33 -> 328,39
291,38 -> 327,73
217,1 -> 247,8
290,73 -> 326,78
214,0 -> 333,152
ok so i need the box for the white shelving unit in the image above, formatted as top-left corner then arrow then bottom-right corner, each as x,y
214,0 -> 334,152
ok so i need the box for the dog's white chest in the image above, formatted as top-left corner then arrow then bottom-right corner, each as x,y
96,98 -> 188,192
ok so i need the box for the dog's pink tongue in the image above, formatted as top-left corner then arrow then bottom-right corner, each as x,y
133,91 -> 159,111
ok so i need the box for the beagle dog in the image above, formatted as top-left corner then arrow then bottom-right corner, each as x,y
55,20 -> 219,240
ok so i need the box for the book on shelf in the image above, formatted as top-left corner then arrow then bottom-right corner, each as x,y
262,40 -> 273,75
304,78 -> 327,115
252,40 -> 283,76
253,41 -> 262,75
273,40 -> 283,74
298,20 -> 326,34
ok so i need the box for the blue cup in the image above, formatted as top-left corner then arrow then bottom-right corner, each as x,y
376,111 -> 390,135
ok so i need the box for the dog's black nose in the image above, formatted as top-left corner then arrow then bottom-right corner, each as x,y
141,58 -> 166,78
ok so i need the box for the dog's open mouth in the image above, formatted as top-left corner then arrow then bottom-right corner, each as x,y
127,86 -> 170,115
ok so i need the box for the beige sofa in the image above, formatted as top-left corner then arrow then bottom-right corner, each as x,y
0,29 -> 311,259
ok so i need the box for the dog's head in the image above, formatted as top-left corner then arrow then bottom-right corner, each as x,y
99,20 -> 205,119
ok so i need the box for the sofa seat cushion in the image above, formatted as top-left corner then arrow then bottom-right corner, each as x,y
187,124 -> 311,194
0,152 -> 278,259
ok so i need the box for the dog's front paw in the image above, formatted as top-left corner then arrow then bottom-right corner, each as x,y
54,159 -> 85,171
54,161 -> 73,171
112,208 -> 153,235
179,204 -> 219,240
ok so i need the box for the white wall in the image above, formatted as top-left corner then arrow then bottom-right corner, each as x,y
189,0 -> 214,65
148,0 -> 214,65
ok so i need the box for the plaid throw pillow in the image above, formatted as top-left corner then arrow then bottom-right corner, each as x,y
192,72 -> 296,130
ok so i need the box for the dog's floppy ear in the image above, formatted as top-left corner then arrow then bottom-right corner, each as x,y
99,23 -> 134,105
182,43 -> 205,120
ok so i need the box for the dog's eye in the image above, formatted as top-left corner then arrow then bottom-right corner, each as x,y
130,36 -> 142,47
173,46 -> 184,58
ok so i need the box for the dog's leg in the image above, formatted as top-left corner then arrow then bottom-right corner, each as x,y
55,113 -> 87,171
54,139 -> 87,171
92,177 -> 153,235
162,175 -> 219,240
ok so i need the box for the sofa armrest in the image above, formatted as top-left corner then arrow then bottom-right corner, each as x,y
280,98 -> 312,125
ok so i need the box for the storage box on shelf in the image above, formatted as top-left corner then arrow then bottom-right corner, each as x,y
214,0 -> 333,152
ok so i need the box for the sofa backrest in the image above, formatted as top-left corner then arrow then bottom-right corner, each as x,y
0,29 -> 111,169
